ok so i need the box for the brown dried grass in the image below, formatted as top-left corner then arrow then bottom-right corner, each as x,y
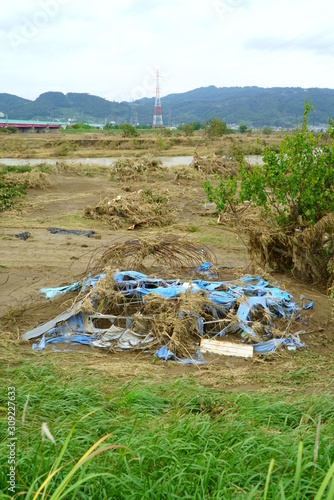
111,154 -> 163,180
84,190 -> 175,230
88,235 -> 216,275
192,152 -> 240,177
249,214 -> 334,286
4,171 -> 53,189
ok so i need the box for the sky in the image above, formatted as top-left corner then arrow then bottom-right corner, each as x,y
1,0 -> 334,102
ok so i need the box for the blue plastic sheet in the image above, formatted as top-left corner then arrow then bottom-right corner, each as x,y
196,261 -> 218,279
24,267 -> 310,358
48,227 -> 95,237
41,282 -> 82,300
254,336 -> 305,354
156,345 -> 205,365
33,334 -> 92,351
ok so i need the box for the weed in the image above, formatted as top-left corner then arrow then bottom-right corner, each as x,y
185,223 -> 199,233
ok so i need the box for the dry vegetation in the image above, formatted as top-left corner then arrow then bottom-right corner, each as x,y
0,129 -> 284,158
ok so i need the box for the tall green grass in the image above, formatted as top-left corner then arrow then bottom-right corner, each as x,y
1,359 -> 334,498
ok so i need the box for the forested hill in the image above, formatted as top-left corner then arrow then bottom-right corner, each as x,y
1,86 -> 334,127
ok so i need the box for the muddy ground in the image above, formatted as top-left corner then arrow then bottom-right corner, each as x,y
1,159 -> 333,392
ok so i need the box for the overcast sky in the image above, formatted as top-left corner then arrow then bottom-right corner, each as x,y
1,0 -> 334,101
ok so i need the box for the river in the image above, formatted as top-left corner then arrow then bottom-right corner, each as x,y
0,155 -> 264,167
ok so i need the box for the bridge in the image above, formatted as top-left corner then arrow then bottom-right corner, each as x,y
0,119 -> 67,133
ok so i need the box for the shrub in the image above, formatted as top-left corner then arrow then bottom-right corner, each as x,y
240,102 -> 334,226
204,102 -> 334,228
262,126 -> 273,135
203,102 -> 334,283
120,123 -> 138,137
239,124 -> 248,134
203,118 -> 227,139
182,124 -> 194,136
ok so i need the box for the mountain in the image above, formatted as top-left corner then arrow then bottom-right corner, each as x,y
0,91 -> 131,124
1,86 -> 334,127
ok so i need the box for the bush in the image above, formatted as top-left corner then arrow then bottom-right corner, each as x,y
240,102 -> 334,226
191,121 -> 202,130
182,124 -> 194,136
120,123 -> 138,137
203,102 -> 334,283
0,126 -> 17,134
0,167 -> 27,211
262,126 -> 273,135
70,122 -> 92,130
239,124 -> 248,134
203,118 -> 227,139
204,102 -> 334,227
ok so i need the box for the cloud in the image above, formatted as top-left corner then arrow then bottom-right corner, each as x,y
245,28 -> 334,55
1,0 -> 334,101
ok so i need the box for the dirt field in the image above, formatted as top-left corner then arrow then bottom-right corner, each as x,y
1,151 -> 334,392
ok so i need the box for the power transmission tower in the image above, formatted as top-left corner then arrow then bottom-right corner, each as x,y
152,69 -> 163,129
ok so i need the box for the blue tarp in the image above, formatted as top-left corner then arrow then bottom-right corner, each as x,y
156,345 -> 205,365
24,264 -> 311,360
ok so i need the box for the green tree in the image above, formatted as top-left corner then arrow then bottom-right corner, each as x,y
70,122 -> 91,130
239,124 -> 248,134
120,123 -> 138,137
191,121 -> 202,130
262,126 -> 273,135
203,176 -> 238,215
203,118 -> 227,139
204,102 -> 334,227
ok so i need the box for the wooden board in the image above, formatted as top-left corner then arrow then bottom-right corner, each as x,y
200,339 -> 253,358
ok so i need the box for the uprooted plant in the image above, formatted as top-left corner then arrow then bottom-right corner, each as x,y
203,101 -> 334,285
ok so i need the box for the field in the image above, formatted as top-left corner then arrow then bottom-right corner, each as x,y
1,131 -> 334,498
0,129 -> 283,159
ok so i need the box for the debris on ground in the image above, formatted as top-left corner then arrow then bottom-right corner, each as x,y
191,152 -> 240,177
47,228 -> 95,237
174,167 -> 196,181
88,236 -> 216,274
110,155 -> 163,181
4,170 -> 53,190
217,202 -> 265,227
15,231 -> 31,241
249,213 -> 334,286
22,256 -> 312,361
84,190 -> 175,230
200,339 -> 254,358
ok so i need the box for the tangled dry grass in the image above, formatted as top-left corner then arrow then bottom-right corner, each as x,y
88,235 -> 216,274
84,189 -> 175,230
4,170 -> 53,190
217,201 -> 265,228
110,154 -> 163,181
249,214 -> 334,286
192,152 -> 240,177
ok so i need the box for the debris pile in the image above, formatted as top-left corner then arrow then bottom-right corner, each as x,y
217,201 -> 265,227
22,240 -> 312,361
192,152 -> 240,177
4,170 -> 53,190
250,213 -> 334,285
111,155 -> 163,180
84,189 -> 175,230
89,236 -> 215,274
